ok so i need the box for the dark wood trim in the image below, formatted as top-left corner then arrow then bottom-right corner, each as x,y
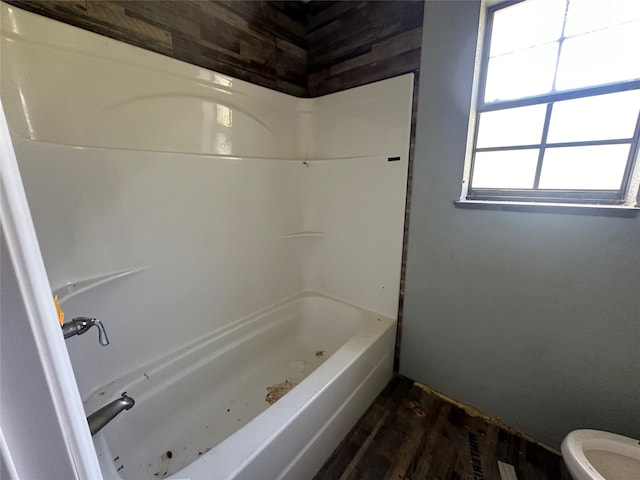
395,72 -> 421,373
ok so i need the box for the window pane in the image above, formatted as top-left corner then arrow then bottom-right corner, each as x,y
484,43 -> 558,102
555,21 -> 640,90
472,150 -> 539,189
539,145 -> 630,189
476,105 -> 547,147
565,0 -> 640,37
490,0 -> 565,56
547,90 -> 640,143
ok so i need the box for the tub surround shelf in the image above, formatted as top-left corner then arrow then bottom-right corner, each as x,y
279,231 -> 327,239
52,267 -> 147,305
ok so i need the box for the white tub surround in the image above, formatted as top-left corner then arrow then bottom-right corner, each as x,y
1,3 -> 414,479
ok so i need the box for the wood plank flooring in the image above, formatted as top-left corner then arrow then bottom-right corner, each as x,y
314,376 -> 572,480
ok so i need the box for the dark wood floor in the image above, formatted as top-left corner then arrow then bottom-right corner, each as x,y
314,376 -> 571,480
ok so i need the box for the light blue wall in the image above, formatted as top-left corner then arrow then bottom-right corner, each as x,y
400,0 -> 640,448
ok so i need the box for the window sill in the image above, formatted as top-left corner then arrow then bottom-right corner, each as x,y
454,200 -> 640,217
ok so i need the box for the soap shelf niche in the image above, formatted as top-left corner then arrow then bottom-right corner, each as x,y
53,267 -> 147,305
278,231 -> 327,239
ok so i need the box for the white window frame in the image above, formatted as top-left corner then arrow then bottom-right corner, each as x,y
461,0 -> 640,212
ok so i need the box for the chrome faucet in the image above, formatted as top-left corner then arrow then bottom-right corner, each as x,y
61,317 -> 109,346
87,392 -> 135,436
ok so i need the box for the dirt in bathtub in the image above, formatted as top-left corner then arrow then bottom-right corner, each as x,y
153,450 -> 173,478
265,379 -> 297,405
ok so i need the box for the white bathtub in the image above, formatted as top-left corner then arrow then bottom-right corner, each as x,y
88,291 -> 396,480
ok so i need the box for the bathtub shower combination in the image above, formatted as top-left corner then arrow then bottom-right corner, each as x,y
91,293 -> 395,479
1,4 -> 413,479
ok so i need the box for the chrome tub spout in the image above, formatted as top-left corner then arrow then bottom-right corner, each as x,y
87,392 -> 135,436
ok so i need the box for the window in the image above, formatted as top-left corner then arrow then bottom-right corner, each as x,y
464,0 -> 640,207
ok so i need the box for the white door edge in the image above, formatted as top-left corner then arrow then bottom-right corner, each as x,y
0,99 -> 103,479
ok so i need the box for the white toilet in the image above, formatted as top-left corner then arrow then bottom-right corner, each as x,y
561,429 -> 640,480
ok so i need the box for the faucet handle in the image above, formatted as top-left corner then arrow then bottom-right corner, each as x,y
64,317 -> 110,346
93,319 -> 109,346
